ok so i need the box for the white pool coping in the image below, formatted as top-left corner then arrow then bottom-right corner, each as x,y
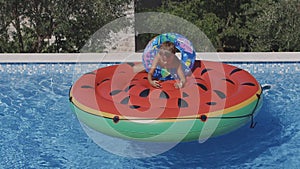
0,52 -> 299,63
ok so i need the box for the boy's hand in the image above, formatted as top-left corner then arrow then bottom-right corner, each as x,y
150,80 -> 161,88
174,81 -> 184,89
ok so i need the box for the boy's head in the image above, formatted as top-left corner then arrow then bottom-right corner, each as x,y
159,41 -> 176,57
159,41 -> 177,66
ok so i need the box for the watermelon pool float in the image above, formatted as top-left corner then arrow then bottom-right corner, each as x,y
69,60 -> 263,142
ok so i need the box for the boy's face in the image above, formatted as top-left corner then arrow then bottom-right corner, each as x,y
159,50 -> 174,66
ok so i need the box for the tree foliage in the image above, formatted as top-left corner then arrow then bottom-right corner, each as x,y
1,0 -> 299,52
0,0 -> 131,53
245,0 -> 300,51
136,0 -> 300,52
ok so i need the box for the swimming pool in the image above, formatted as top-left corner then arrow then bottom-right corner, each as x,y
0,62 -> 299,168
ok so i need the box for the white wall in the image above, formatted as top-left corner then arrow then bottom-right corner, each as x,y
0,52 -> 299,63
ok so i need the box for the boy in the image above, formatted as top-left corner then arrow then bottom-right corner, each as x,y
134,41 -> 186,89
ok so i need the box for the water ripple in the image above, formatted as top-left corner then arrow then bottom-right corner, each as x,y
0,66 -> 299,168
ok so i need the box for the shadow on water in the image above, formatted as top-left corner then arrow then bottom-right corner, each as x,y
151,94 -> 290,168
78,92 -> 291,168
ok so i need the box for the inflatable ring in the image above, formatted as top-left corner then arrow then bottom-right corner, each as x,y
142,33 -> 196,80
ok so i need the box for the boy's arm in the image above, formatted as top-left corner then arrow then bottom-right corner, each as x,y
175,64 -> 186,88
148,56 -> 161,88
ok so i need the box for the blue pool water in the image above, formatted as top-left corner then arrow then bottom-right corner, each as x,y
0,62 -> 299,168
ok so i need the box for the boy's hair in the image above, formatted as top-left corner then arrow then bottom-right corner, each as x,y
160,41 -> 176,54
